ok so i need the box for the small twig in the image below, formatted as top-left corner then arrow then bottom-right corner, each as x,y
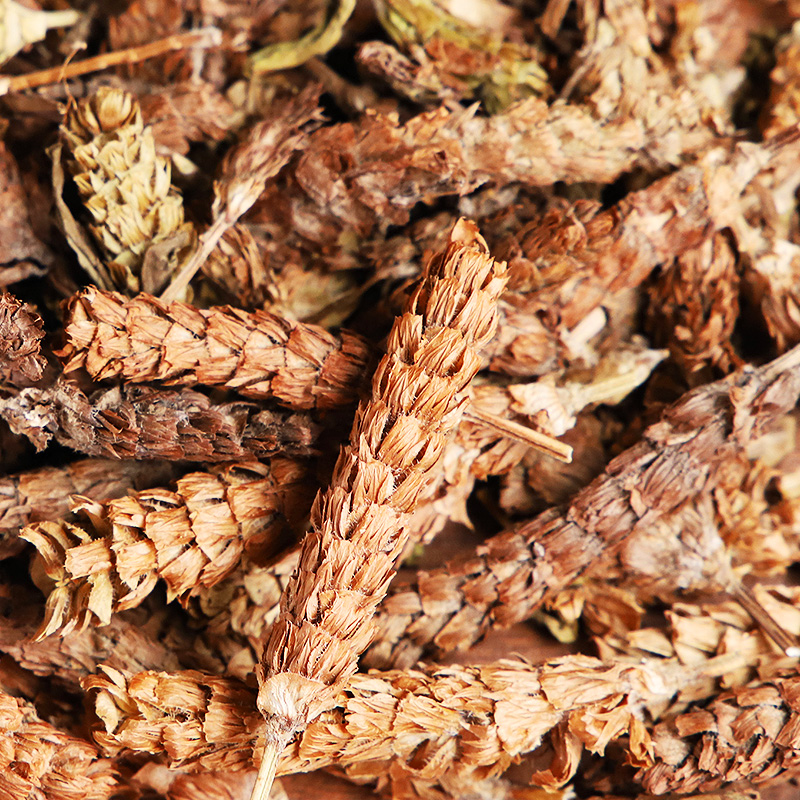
0,27 -> 222,94
250,744 -> 281,800
729,580 -> 800,657
464,406 -> 573,463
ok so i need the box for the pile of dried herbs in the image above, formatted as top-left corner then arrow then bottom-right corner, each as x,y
2,1 -> 800,799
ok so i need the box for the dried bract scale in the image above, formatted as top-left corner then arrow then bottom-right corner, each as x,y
0,292 -> 47,388
637,670 -> 800,794
0,378 -> 323,460
60,287 -> 374,412
86,654 -> 748,798
356,40 -> 467,106
363,344 -> 800,669
59,87 -> 193,295
200,224 -> 276,311
0,457 -> 177,560
0,687 -> 119,800
646,232 -> 742,382
0,141 -> 54,284
22,458 -> 315,639
596,585 -> 800,699
254,220 -> 508,785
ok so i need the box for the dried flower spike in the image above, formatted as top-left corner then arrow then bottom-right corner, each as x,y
250,219 -> 507,800
60,87 -> 193,295
60,287 -> 374,412
22,458 -> 313,639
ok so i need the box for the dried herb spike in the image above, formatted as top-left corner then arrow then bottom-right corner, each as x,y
251,219 -> 507,800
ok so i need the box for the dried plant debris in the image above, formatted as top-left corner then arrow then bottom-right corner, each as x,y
85,653 -> 755,799
646,232 -> 742,382
364,344 -> 800,669
60,287 -> 374,413
0,291 -> 46,388
57,87 -> 196,296
161,86 -> 324,303
5,2 -> 800,799
371,0 -> 548,113
138,80 -> 238,158
23,458 -> 315,639
0,457 -> 176,560
483,132 -> 800,377
0,686 -> 118,799
761,21 -> 800,139
0,378 -> 323,461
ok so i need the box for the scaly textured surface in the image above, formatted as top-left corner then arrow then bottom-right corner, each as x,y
60,287 -> 373,412
23,458 -> 314,639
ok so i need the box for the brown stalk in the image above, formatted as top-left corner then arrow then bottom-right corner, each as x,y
85,653 -> 751,799
0,377 -> 323,461
252,219 -> 507,798
60,287 -> 374,413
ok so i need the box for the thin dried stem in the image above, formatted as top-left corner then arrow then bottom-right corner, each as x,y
0,27 -> 222,94
464,405 -> 573,463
